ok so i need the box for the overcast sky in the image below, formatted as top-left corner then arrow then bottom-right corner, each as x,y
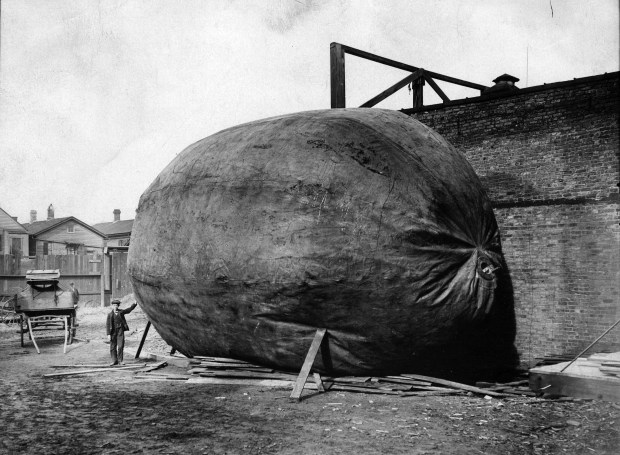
1,0 -> 618,225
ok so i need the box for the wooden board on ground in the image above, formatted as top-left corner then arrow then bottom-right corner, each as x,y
325,384 -> 402,395
43,364 -> 147,377
190,364 -> 274,372
377,377 -> 433,387
187,377 -> 318,389
193,356 -> 256,364
180,347 -> 540,399
196,370 -> 297,381
126,349 -> 191,368
401,374 -> 508,397
134,374 -> 189,381
135,361 -> 168,373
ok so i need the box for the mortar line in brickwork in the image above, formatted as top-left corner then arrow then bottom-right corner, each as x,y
528,226 -> 535,366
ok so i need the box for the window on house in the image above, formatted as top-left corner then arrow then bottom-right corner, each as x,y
67,224 -> 75,233
10,238 -> 22,255
0,233 -> 3,253
43,241 -> 49,255
66,243 -> 80,255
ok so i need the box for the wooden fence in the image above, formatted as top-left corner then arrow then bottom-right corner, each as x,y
0,253 -> 130,306
110,252 -> 131,300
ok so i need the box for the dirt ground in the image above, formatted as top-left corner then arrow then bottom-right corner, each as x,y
1,301 -> 619,455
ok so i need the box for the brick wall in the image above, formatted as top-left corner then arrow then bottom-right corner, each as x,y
406,72 -> 620,366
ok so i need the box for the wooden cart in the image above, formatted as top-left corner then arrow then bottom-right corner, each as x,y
14,269 -> 77,353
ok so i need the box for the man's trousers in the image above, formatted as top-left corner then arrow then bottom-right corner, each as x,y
110,330 -> 125,364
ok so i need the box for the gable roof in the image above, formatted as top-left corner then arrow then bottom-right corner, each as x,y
22,216 -> 105,238
0,207 -> 28,233
22,217 -> 72,235
92,219 -> 134,237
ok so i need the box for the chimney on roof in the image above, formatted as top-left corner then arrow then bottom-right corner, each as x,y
484,74 -> 520,95
113,209 -> 121,222
30,210 -> 37,223
47,204 -> 54,220
12,217 -> 18,222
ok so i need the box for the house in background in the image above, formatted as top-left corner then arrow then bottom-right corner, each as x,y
92,209 -> 134,300
2,206 -> 134,304
22,205 -> 106,255
0,207 -> 29,256
92,209 -> 133,248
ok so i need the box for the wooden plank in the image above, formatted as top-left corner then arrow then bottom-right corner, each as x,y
135,320 -> 151,359
197,370 -> 297,381
407,385 -> 461,392
136,360 -> 168,373
412,76 -> 424,108
588,352 -> 620,363
196,361 -> 265,368
290,328 -> 327,401
194,363 -> 273,371
500,387 -> 537,397
529,368 -> 620,402
424,75 -> 450,102
187,377 -> 318,389
323,376 -> 372,384
325,384 -> 401,395
400,390 -> 465,397
377,383 -> 414,392
474,379 -> 529,389
323,380 -> 399,391
43,364 -> 147,377
359,70 -> 424,108
338,43 -> 487,90
193,356 -> 255,364
133,376 -> 188,382
380,376 -> 432,387
401,374 -> 507,397
330,42 -> 346,108
560,319 -> 620,372
135,373 -> 189,379
599,366 -> 620,376
313,372 -> 325,392
125,350 -> 192,368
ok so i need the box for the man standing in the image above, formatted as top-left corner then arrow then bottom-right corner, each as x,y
69,282 -> 80,306
106,299 -> 137,366
68,282 -> 80,333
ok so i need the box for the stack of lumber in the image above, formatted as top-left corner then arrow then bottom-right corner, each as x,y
529,353 -> 620,402
588,352 -> 620,377
474,379 -> 535,397
127,355 -> 533,398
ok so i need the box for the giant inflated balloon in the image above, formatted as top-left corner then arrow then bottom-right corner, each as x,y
128,108 -> 515,377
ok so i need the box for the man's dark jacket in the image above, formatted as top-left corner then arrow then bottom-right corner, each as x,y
106,303 -> 137,335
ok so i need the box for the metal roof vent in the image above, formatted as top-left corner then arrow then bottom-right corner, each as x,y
484,74 -> 520,95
